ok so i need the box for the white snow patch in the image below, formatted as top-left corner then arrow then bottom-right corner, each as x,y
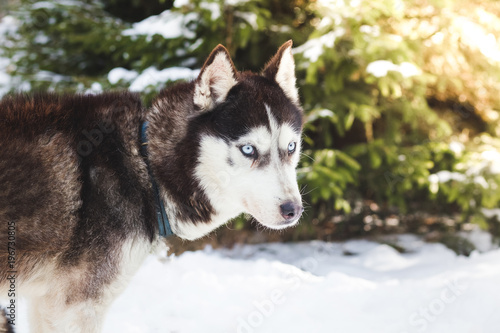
359,24 -> 380,36
84,82 -> 103,95
31,1 -> 57,9
482,208 -> 500,221
174,0 -> 190,7
397,62 -> 421,77
429,170 -> 467,183
200,2 -> 221,21
429,147 -> 500,191
34,33 -> 50,44
0,15 -> 20,97
122,10 -> 197,40
306,109 -> 336,122
449,141 -> 465,155
473,175 -> 489,189
358,244 -> 413,271
10,236 -> 500,332
459,226 -> 494,253
367,60 -> 398,77
342,239 -> 379,255
128,66 -> 199,92
236,11 -> 259,29
0,60 -> 11,97
367,60 -> 421,78
0,15 -> 19,39
102,238 -> 500,332
464,149 -> 500,176
226,0 -> 250,5
108,67 -> 139,84
293,29 -> 346,63
454,16 -> 500,63
480,150 -> 500,174
34,70 -> 71,83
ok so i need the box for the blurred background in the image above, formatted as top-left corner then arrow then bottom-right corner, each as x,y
1,0 -> 500,254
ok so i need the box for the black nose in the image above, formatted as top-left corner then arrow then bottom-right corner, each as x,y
280,202 -> 303,221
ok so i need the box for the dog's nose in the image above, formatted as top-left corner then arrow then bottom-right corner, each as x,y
280,201 -> 304,220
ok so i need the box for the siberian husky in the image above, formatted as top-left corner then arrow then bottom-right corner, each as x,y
0,41 -> 304,332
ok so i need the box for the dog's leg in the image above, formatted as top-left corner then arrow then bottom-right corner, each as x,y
28,293 -> 112,333
28,297 -> 49,333
0,306 -> 15,333
26,238 -> 151,332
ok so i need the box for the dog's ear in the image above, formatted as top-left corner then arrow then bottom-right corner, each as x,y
194,45 -> 238,111
262,40 -> 299,105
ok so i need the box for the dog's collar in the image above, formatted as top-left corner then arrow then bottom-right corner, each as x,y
140,121 -> 174,238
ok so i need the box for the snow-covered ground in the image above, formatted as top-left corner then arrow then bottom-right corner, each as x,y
8,233 -> 499,333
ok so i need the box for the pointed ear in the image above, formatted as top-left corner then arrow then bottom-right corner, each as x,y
194,45 -> 238,111
263,40 -> 299,105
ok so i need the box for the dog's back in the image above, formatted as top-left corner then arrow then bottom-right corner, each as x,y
0,92 -> 154,294
1,93 -> 84,281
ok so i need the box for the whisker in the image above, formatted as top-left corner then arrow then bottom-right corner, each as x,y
300,152 -> 315,162
300,185 -> 317,196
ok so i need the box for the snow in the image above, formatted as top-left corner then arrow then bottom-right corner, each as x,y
127,66 -> 199,92
200,2 -> 221,21
107,66 -> 199,91
366,60 -> 421,78
34,70 -> 71,83
236,11 -> 259,30
107,67 -> 139,85
174,0 -> 190,7
125,0 -> 254,40
0,15 -> 18,42
454,16 -> 500,64
226,0 -> 251,5
479,150 -> 500,174
84,82 -> 103,95
31,1 -> 57,9
173,0 -> 249,7
122,10 -> 197,40
427,143 -> 500,196
359,24 -> 380,37
459,226 -> 494,252
428,146 -> 500,189
449,141 -> 465,156
482,208 -> 500,221
429,170 -> 466,184
0,15 -> 19,97
293,29 -> 346,63
0,59 -> 11,97
8,234 -> 500,333
33,33 -> 50,44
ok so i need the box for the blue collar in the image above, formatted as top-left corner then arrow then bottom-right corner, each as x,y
140,121 -> 174,238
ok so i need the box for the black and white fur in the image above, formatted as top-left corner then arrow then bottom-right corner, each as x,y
0,41 -> 303,332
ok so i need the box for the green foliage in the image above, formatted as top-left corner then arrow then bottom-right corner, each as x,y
294,0 -> 500,229
3,0 -> 312,98
2,0 -> 500,234
298,148 -> 360,212
3,1 -> 134,92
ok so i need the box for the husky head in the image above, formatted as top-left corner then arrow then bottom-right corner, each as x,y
149,41 -> 304,240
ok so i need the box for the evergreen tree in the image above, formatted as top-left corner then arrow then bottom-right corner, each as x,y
295,0 -> 500,233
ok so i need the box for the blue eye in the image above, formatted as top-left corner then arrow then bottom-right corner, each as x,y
288,142 -> 296,154
241,144 -> 256,157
